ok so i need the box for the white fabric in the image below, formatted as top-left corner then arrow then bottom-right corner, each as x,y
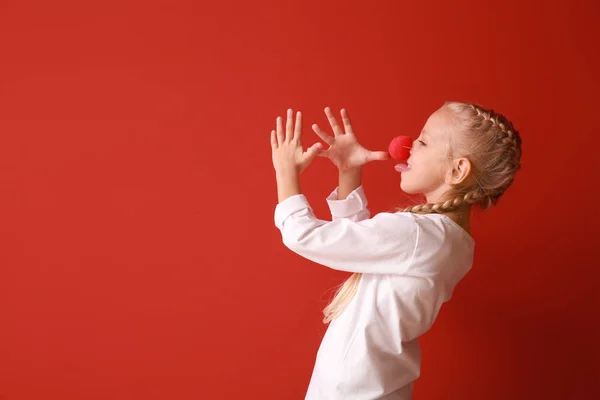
274,186 -> 475,400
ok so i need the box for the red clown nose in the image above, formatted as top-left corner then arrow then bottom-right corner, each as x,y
388,136 -> 412,173
388,136 -> 412,160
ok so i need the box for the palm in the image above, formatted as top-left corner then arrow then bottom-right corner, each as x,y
312,108 -> 388,170
322,134 -> 370,170
294,145 -> 315,173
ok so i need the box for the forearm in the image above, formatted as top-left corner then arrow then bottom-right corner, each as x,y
276,168 -> 302,203
337,168 -> 362,200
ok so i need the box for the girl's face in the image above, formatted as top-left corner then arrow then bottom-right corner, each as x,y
400,107 -> 457,202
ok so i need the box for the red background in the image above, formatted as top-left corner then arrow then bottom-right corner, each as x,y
1,0 -> 598,399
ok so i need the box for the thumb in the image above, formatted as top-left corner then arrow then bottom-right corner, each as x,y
305,142 -> 323,161
367,151 -> 390,162
316,148 -> 330,157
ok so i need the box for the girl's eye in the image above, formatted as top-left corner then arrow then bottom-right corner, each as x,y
418,140 -> 426,146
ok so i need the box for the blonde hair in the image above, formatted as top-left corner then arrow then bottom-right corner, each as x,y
322,101 -> 522,324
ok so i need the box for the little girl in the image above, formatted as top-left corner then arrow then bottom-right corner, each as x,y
270,103 -> 522,399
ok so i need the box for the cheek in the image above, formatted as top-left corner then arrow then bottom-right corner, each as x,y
411,157 -> 447,182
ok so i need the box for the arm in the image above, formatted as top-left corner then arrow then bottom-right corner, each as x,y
272,108 -> 404,273
309,108 -> 388,222
326,168 -> 370,222
276,168 -> 301,203
337,167 -> 362,200
274,193 -> 418,274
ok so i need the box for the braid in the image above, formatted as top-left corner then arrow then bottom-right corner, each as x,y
402,188 -> 491,214
469,103 -> 522,170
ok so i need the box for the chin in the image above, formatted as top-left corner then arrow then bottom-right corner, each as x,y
400,178 -> 417,194
400,177 -> 426,195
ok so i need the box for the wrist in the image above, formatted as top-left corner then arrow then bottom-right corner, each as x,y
339,166 -> 362,176
276,166 -> 299,178
276,168 -> 301,202
338,167 -> 362,199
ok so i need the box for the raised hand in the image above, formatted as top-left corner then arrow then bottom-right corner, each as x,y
271,109 -> 323,174
312,108 -> 389,171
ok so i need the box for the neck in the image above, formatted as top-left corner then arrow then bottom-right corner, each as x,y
424,189 -> 472,233
444,207 -> 471,234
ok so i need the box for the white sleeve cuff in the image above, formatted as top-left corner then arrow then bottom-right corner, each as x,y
274,194 -> 312,230
326,185 -> 368,218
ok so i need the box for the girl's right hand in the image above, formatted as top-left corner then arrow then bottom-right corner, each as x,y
312,107 -> 389,172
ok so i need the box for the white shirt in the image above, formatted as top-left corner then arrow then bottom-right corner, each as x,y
274,185 -> 475,400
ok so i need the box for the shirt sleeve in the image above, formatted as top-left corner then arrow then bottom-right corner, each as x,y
326,185 -> 370,222
274,193 -> 419,274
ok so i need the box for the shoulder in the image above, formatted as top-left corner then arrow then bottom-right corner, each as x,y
363,211 -> 456,244
389,212 -> 474,245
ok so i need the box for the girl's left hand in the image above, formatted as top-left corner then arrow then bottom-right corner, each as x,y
271,109 -> 322,174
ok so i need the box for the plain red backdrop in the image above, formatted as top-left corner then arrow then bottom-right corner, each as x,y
1,0 -> 598,399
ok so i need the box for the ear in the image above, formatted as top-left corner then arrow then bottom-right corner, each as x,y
448,157 -> 472,185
